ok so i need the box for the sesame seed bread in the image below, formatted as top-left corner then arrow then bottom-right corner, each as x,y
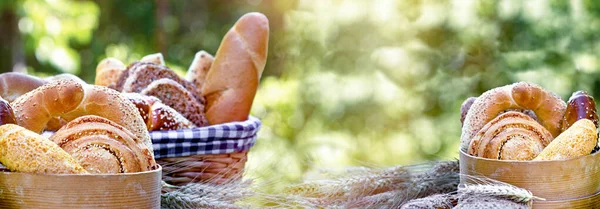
0,124 -> 88,174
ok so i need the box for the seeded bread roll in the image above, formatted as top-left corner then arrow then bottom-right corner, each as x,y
202,12 -> 269,124
0,124 -> 88,174
534,119 -> 597,161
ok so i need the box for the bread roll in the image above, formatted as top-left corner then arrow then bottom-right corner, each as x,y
534,119 -> 597,161
50,116 -> 157,173
0,97 -> 16,126
202,12 -> 269,124
562,91 -> 599,131
95,57 -> 126,88
468,112 -> 553,160
0,124 -> 88,174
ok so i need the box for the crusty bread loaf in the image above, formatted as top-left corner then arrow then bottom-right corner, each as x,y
186,50 -> 214,90
124,93 -> 195,131
0,124 -> 88,174
50,115 -> 157,173
0,72 -> 47,103
140,78 -> 208,127
534,119 -> 597,161
461,82 -> 567,152
121,62 -> 204,103
95,57 -> 126,88
11,80 -> 154,161
202,12 -> 269,124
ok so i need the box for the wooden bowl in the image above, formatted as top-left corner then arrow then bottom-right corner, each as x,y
460,150 -> 600,209
0,166 -> 162,209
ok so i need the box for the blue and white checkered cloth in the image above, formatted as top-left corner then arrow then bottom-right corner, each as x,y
41,116 -> 261,159
151,116 -> 261,159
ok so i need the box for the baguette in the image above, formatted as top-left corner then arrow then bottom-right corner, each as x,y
202,12 -> 269,124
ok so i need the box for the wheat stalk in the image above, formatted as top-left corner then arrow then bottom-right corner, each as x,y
274,160 -> 459,208
458,175 -> 543,203
400,194 -> 456,209
161,180 -> 253,209
455,196 -> 530,209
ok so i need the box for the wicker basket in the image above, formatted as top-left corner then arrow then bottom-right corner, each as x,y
157,151 -> 248,185
151,116 -> 261,186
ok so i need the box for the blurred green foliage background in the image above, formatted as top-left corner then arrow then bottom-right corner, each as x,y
2,0 -> 600,191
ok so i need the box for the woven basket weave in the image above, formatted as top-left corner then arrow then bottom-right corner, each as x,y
151,116 -> 260,185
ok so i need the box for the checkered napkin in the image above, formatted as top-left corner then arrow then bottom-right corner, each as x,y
151,116 -> 261,159
40,116 -> 261,159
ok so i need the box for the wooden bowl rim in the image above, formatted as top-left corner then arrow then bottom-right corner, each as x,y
0,165 -> 162,177
459,149 -> 600,164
